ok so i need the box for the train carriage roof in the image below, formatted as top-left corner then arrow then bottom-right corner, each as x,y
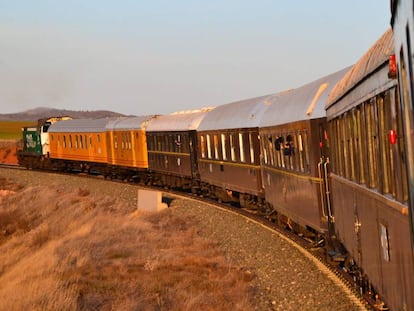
259,67 -> 350,128
326,28 -> 394,113
105,116 -> 155,130
48,118 -> 112,133
146,108 -> 214,132
197,95 -> 272,131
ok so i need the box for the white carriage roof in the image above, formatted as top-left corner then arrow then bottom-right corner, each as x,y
48,118 -> 112,133
327,28 -> 394,109
146,108 -> 215,132
105,116 -> 155,130
197,95 -> 273,131
259,66 -> 351,128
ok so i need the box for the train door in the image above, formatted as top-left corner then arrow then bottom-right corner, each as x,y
317,122 -> 334,235
189,130 -> 200,179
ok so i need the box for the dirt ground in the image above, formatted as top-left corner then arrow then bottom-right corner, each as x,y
0,140 -> 18,165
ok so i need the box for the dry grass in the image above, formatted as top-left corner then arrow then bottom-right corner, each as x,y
0,181 -> 256,311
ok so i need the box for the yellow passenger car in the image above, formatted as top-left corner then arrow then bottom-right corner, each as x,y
105,116 -> 154,169
48,118 -> 110,166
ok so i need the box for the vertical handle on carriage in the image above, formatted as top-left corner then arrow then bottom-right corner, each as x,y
318,158 -> 327,219
324,157 -> 334,222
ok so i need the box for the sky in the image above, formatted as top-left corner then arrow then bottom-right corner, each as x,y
0,1 -> 391,116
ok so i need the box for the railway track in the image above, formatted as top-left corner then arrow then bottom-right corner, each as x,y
0,164 -> 384,310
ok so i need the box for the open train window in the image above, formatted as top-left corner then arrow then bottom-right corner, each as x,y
63,135 -> 66,148
69,135 -> 73,148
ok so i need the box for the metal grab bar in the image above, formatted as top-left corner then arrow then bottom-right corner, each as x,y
318,158 -> 327,218
324,157 -> 333,221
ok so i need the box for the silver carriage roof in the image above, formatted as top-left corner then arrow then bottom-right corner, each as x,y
146,108 -> 214,132
259,66 -> 351,128
326,28 -> 395,117
197,95 -> 273,131
48,118 -> 112,133
105,116 -> 155,130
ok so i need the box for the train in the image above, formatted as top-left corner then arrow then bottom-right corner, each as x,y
16,26 -> 414,310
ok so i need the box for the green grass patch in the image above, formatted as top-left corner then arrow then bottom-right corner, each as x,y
0,121 -> 37,140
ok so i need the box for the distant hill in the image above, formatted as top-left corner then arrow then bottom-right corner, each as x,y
0,107 -> 127,121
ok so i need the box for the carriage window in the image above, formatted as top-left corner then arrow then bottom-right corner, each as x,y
85,135 -> 87,149
69,135 -> 73,148
79,135 -> 83,149
346,111 -> 356,181
164,134 -> 168,151
249,133 -> 255,164
366,100 -> 378,189
63,135 -> 66,148
340,116 -> 347,177
206,134 -> 212,159
176,135 -> 182,152
97,134 -> 101,143
90,137 -> 93,148
239,133 -> 245,162
273,136 -> 281,168
378,94 -> 392,194
298,133 -> 304,172
200,135 -> 206,158
292,134 -> 299,171
114,134 -> 118,149
221,134 -> 227,160
267,136 -> 273,167
355,108 -> 365,184
230,134 -> 236,161
284,134 -> 294,170
157,135 -> 162,150
263,146 -> 268,165
213,135 -> 219,159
